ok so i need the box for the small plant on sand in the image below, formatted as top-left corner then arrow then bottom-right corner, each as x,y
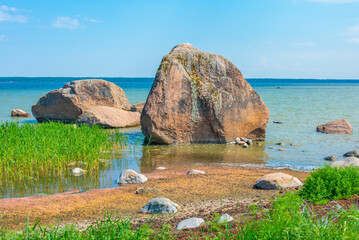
299,165 -> 359,204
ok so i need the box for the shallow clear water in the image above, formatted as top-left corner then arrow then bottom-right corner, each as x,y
1,78 -> 359,198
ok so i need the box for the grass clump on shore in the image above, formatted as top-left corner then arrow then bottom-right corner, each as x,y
299,165 -> 359,204
0,122 -> 125,182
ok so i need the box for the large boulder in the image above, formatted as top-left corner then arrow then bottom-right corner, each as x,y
254,172 -> 303,190
316,119 -> 353,134
141,43 -> 269,144
117,169 -> 148,185
32,79 -> 140,127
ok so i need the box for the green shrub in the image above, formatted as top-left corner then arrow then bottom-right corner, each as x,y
299,165 -> 359,204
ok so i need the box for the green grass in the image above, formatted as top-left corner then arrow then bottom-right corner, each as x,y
299,165 -> 359,204
0,122 -> 126,183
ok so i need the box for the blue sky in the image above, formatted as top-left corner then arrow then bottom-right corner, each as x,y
0,0 -> 358,78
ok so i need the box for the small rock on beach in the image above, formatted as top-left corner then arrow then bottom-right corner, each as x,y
117,169 -> 148,185
176,217 -> 205,230
141,197 -> 178,214
254,172 -> 303,190
187,169 -> 206,175
324,156 -> 337,161
217,214 -> 234,224
156,166 -> 167,170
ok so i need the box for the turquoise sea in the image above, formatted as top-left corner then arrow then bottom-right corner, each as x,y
1,77 -> 359,198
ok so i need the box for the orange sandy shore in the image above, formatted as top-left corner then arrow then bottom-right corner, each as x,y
0,165 -> 310,230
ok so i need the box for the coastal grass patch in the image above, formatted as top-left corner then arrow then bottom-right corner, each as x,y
0,121 -> 126,183
299,165 -> 359,204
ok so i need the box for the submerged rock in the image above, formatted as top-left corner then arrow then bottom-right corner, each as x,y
254,172 -> 303,190
343,150 -> 359,158
187,169 -> 206,175
141,197 -> 178,213
176,217 -> 205,230
331,157 -> 359,167
324,156 -> 337,161
117,169 -> 148,185
316,119 -> 353,134
141,43 -> 269,144
11,109 -> 31,117
32,79 -> 140,128
217,214 -> 234,224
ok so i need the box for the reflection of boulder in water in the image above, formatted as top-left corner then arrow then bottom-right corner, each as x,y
140,144 -> 268,172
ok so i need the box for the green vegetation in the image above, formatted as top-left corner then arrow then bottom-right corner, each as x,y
0,122 -> 126,182
2,192 -> 359,239
300,165 -> 359,204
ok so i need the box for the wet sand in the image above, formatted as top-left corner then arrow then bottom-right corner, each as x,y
0,165 -> 309,230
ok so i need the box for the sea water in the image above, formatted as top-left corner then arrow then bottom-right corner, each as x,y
1,78 -> 358,198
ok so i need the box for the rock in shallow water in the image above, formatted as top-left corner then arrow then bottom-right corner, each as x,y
324,156 -> 337,161
117,169 -> 148,185
11,109 -> 31,117
176,217 -> 205,230
316,119 -> 353,134
141,197 -> 178,213
343,150 -> 359,158
254,172 -> 303,190
141,43 -> 269,144
71,168 -> 85,176
32,79 -> 140,128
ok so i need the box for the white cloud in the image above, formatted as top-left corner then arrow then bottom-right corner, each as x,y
0,35 -> 8,41
0,5 -> 27,23
53,17 -> 80,29
84,17 -> 100,23
308,0 -> 359,3
347,25 -> 359,35
345,38 -> 359,43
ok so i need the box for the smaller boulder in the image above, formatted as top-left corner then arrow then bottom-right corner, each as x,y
71,168 -> 85,176
117,169 -> 148,185
235,138 -> 246,145
141,197 -> 178,213
187,169 -> 206,175
331,157 -> 359,167
254,172 -> 303,190
343,150 -> 359,158
176,218 -> 205,230
324,156 -> 337,161
242,143 -> 249,148
130,102 -> 145,113
11,109 -> 31,117
316,119 -> 353,134
217,214 -> 234,224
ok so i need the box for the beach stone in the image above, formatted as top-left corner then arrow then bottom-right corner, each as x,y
32,79 -> 139,128
187,169 -> 206,175
117,169 -> 148,185
156,166 -> 167,170
242,143 -> 249,148
130,102 -> 146,113
254,172 -> 303,190
71,168 -> 85,176
217,214 -> 234,224
316,119 -> 353,134
141,43 -> 269,144
235,137 -> 247,145
324,156 -> 337,161
135,187 -> 162,195
11,109 -> 31,117
278,149 -> 286,151
141,197 -> 178,213
343,150 -> 359,158
176,217 -> 205,230
275,142 -> 286,146
331,157 -> 359,167
247,139 -> 253,145
273,121 -> 283,124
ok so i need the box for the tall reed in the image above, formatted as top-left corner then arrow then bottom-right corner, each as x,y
0,122 -> 125,183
